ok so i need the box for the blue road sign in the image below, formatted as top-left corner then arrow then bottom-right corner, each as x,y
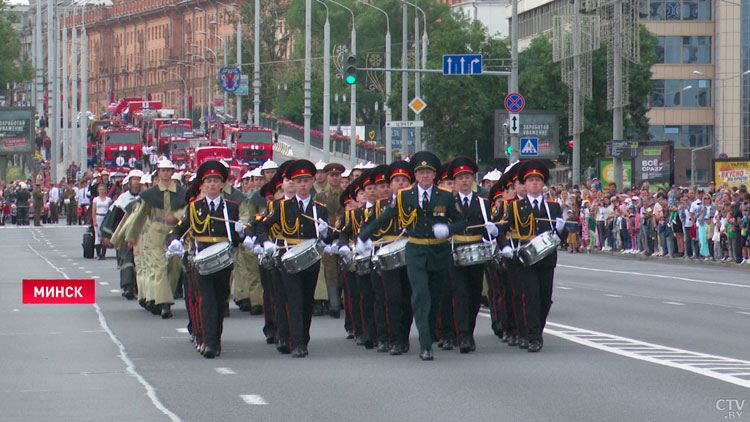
520,137 -> 539,156
219,66 -> 241,93
443,54 -> 482,75
505,93 -> 525,113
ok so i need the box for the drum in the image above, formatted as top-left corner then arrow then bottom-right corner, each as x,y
258,250 -> 279,270
281,238 -> 324,274
353,253 -> 372,275
193,242 -> 237,275
452,241 -> 495,266
339,254 -> 356,272
518,231 -> 560,267
374,239 -> 408,271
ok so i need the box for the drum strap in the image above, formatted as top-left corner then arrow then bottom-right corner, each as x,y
478,197 -> 490,239
312,203 -> 319,238
222,200 -> 233,244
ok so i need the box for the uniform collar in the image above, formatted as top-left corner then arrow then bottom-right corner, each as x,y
459,191 -> 473,203
296,195 -> 311,211
158,180 -> 177,193
527,194 -> 543,205
206,195 -> 222,210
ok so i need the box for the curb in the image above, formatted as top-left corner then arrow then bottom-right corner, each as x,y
584,248 -> 748,269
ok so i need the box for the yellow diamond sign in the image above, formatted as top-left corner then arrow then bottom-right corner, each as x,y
409,97 -> 426,114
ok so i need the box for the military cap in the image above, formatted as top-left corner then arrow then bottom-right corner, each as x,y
518,159 -> 550,183
196,160 -> 229,182
323,162 -> 346,174
449,156 -> 479,178
287,159 -> 316,179
360,168 -> 374,188
488,180 -> 504,201
439,160 -> 453,182
410,150 -> 441,173
371,164 -> 389,185
387,160 -> 413,183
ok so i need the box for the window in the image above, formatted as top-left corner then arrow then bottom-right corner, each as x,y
666,0 -> 681,19
682,36 -> 711,64
642,0 -> 711,20
651,79 -> 711,107
683,0 -> 711,19
650,0 -> 665,19
650,125 -> 713,146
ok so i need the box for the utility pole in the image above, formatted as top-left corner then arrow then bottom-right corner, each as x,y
321,2 -> 331,162
509,0 -> 520,162
304,0 -> 311,156
612,8 -> 623,191
572,0 -> 581,186
413,3 -> 421,151
223,33 -> 228,116
236,6 -> 242,121
80,15 -> 88,173
71,25 -> 78,169
253,0 -> 260,125
349,18 -> 356,165
401,3 -> 408,155
47,0 -> 58,181
35,0 -> 43,119
62,23 -> 69,171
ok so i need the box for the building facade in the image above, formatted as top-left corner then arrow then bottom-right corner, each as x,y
450,0 -> 511,39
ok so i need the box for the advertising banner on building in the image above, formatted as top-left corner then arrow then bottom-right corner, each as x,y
632,142 -> 673,191
599,158 -> 632,189
0,108 -> 34,154
713,159 -> 750,188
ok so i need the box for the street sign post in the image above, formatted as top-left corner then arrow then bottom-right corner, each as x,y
442,54 -> 482,75
509,113 -> 520,134
219,67 -> 241,93
386,120 -> 425,128
504,93 -> 525,113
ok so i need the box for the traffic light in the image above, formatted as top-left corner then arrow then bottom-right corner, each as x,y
506,145 -> 513,156
343,54 -> 357,85
569,140 -> 574,148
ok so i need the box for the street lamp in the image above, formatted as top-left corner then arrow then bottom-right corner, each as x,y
193,44 -> 218,119
327,0 -> 357,164
400,0 -> 428,151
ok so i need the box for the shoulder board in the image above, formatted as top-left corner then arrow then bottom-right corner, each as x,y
190,198 -> 203,205
314,201 -> 325,207
398,186 -> 412,194
546,200 -> 557,204
438,186 -> 452,193
224,198 -> 238,204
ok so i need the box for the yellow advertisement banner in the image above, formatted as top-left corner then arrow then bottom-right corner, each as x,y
713,159 -> 750,188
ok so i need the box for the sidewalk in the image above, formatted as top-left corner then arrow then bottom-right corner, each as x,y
274,134 -> 355,167
586,248 -> 748,269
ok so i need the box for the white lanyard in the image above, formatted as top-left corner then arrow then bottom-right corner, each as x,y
312,201 -> 319,238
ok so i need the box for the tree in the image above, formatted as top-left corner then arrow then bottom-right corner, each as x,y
0,3 -> 34,89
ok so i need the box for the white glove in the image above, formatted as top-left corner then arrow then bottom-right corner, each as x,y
316,220 -> 329,237
555,217 -> 566,233
252,245 -> 264,255
501,246 -> 514,258
484,222 -> 499,238
432,223 -> 450,239
338,245 -> 351,258
242,235 -> 256,250
355,237 -> 373,255
325,243 -> 339,255
167,239 -> 185,257
234,220 -> 245,237
263,241 -> 277,255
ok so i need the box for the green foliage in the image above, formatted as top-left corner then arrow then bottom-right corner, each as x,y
0,3 -> 33,87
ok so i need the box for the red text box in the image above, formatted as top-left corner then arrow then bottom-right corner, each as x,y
22,279 -> 96,304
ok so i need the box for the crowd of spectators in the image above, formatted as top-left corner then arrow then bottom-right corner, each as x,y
544,179 -> 750,264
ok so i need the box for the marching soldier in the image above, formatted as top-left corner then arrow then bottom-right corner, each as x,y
448,157 -> 498,353
337,175 -> 367,344
228,173 -> 264,314
368,164 -> 395,352
104,169 -> 143,300
64,182 -> 78,225
358,151 -> 466,361
435,161 -> 456,350
314,162 -> 346,318
124,158 -> 187,318
167,160 -> 247,359
498,159 -> 567,353
256,159 -> 331,358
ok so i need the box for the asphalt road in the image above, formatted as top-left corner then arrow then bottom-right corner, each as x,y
1,225 -> 749,422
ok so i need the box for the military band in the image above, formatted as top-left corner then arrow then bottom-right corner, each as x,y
100,151 -> 569,361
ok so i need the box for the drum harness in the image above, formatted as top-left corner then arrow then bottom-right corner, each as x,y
508,199 -> 559,257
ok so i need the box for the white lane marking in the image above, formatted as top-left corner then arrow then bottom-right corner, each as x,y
110,289 -> 120,293
176,328 -> 189,334
27,242 -> 183,422
240,394 -> 269,405
98,282 -> 109,285
12,309 -> 19,312
557,286 -> 573,290
558,264 -> 750,289
737,312 -> 750,316
92,276 -> 100,279
215,367 -> 236,375
85,271 -> 93,274
604,294 -> 624,298
663,301 -> 685,306
67,259 -> 73,262
60,254 -> 67,257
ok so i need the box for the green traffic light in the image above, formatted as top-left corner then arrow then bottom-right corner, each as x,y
346,75 -> 356,84
506,145 -> 512,155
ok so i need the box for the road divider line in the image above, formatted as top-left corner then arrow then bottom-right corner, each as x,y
663,301 -> 685,306
215,367 -> 236,375
557,286 -> 573,290
176,328 -> 189,334
27,242 -> 183,422
605,294 -> 624,298
98,282 -> 109,285
737,312 -> 750,316
240,394 -> 269,405
558,264 -> 750,289
109,289 -> 120,293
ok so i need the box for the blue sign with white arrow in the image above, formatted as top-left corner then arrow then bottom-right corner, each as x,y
443,54 -> 482,75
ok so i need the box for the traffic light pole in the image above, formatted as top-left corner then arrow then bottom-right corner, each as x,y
509,0 -> 520,163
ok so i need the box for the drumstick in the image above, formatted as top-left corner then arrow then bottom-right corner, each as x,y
465,217 -> 559,230
300,213 -> 342,232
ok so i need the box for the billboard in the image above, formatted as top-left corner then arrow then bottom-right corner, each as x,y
599,158 -> 632,189
632,142 -> 673,191
0,108 -> 34,154
494,110 -> 559,159
713,159 -> 750,188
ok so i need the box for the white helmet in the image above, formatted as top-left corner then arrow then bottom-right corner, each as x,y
363,161 -> 376,169
156,157 -> 176,169
139,173 -> 152,184
172,172 -> 183,181
241,171 -> 252,180
260,159 -> 279,171
315,160 -> 327,171
341,169 -> 351,178
123,169 -> 144,185
19,182 -> 27,189
250,167 -> 263,178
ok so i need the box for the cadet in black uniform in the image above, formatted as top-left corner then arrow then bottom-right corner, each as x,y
498,159 -> 567,353
167,161 -> 244,359
257,159 -> 331,358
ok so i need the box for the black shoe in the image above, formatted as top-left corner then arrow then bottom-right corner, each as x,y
441,338 -> 455,351
389,344 -> 403,355
249,305 -> 263,315
346,330 -> 354,340
224,307 -> 230,317
292,347 -> 307,358
402,343 -> 410,353
470,338 -> 476,352
203,346 -> 217,359
500,333 -> 509,343
363,338 -> 375,350
355,336 -> 365,346
419,348 -> 434,361
123,287 -> 135,300
160,304 -> 173,319
329,308 -> 340,319
312,301 -> 326,317
507,335 -> 519,347
189,335 -> 195,344
276,340 -> 290,354
265,335 -> 276,345
528,340 -> 543,353
518,338 -> 529,349
138,299 -> 147,309
236,300 -> 252,312
459,339 -> 472,354
149,301 -> 160,315
376,341 -> 389,353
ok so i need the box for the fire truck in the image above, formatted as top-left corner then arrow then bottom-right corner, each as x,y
87,119 -> 112,167
189,146 -> 234,170
225,125 -> 274,167
98,126 -> 142,168
169,132 -> 211,167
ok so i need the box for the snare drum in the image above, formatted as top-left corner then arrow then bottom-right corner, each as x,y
353,253 -> 373,275
518,231 -> 560,267
452,241 -> 495,266
258,250 -> 279,270
281,238 -> 325,274
374,239 -> 408,271
192,242 -> 237,275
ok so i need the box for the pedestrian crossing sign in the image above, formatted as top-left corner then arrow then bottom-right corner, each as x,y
520,137 -> 539,156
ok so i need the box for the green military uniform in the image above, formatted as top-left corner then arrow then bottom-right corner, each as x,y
64,187 -> 78,225
227,184 -> 263,310
32,185 -> 44,226
359,152 -> 466,359
313,183 -> 343,309
124,180 -> 187,311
